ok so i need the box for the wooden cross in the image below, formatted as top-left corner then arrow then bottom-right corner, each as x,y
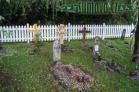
79,27 -> 91,44
29,24 -> 42,45
56,24 -> 67,44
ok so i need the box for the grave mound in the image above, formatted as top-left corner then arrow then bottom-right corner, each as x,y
94,56 -> 125,73
105,43 -> 118,50
82,43 -> 93,51
61,45 -> 74,53
28,46 -> 41,55
129,71 -> 139,84
0,46 -> 8,53
52,62 -> 95,91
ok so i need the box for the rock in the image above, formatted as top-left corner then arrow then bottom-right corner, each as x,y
61,45 -> 74,53
28,47 -> 41,55
82,43 -> 93,51
105,43 -> 118,50
0,46 -> 8,53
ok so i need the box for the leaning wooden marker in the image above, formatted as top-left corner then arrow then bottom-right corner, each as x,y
120,29 -> 126,41
56,24 -> 67,44
29,24 -> 42,46
79,27 -> 91,44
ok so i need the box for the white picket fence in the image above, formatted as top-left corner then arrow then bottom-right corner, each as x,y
0,23 -> 134,43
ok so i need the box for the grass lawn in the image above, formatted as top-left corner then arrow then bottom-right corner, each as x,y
0,38 -> 139,92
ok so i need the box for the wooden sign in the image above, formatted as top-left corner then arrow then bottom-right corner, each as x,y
56,2 -> 139,14
79,27 -> 91,44
56,24 -> 67,44
53,40 -> 61,62
29,24 -> 42,45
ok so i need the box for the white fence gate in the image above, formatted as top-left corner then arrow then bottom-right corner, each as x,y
0,23 -> 134,43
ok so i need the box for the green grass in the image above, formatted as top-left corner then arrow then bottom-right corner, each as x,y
0,38 -> 139,92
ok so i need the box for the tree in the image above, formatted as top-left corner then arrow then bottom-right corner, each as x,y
132,0 -> 139,62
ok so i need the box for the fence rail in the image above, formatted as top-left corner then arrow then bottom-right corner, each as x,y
0,23 -> 134,43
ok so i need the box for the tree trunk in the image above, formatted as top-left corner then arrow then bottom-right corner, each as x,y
132,23 -> 139,62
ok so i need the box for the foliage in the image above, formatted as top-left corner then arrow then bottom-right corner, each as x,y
0,0 -> 137,25
0,41 -> 2,47
2,29 -> 13,38
0,0 -> 11,24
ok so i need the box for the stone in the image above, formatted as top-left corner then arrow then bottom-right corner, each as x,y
79,27 -> 91,44
94,57 -> 125,73
61,44 -> 74,53
28,46 -> 41,55
93,36 -> 100,60
108,60 -> 125,73
53,40 -> 61,62
0,46 -> 8,53
120,29 -> 126,41
94,56 -> 108,68
52,62 -> 95,91
105,42 -> 118,50
56,24 -> 67,44
82,43 -> 93,51
94,36 -> 100,45
129,71 -> 139,84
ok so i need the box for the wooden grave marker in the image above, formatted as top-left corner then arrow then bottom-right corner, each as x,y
29,24 -> 42,45
120,29 -> 126,41
53,40 -> 61,62
56,24 -> 67,44
79,27 -> 91,44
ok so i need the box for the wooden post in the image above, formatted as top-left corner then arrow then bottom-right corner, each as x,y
68,23 -> 71,42
27,23 -> 29,43
56,24 -> 67,44
28,24 -> 42,46
79,27 -> 91,44
102,23 -> 106,40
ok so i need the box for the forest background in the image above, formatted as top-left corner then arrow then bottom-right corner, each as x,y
0,0 -> 135,25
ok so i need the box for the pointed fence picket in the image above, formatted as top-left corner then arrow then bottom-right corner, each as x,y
0,23 -> 134,43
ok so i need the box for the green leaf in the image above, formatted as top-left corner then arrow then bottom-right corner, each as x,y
6,0 -> 10,4
0,16 -> 5,21
1,29 -> 6,33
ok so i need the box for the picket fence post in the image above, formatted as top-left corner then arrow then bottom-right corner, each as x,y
27,23 -> 30,43
0,23 -> 135,42
102,23 -> 106,40
68,23 -> 71,42
0,26 -> 2,42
